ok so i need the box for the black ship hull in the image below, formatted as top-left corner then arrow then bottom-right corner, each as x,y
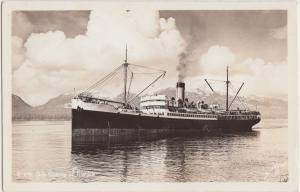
72,109 -> 260,137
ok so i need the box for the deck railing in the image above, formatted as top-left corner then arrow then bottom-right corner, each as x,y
167,112 -> 260,120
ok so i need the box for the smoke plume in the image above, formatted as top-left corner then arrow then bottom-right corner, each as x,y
177,45 -> 198,82
177,52 -> 189,82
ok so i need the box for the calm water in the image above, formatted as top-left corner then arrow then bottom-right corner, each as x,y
12,119 -> 288,182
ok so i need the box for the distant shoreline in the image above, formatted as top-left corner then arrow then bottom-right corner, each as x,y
12,91 -> 287,121
12,117 -> 288,122
12,117 -> 71,121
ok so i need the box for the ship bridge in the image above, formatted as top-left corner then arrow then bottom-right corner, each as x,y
140,95 -> 169,115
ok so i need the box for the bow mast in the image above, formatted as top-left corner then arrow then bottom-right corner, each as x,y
123,44 -> 128,105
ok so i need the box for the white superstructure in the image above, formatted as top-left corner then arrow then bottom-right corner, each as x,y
140,95 -> 169,115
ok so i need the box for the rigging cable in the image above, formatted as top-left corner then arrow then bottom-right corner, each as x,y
127,70 -> 134,101
128,71 -> 166,103
229,82 -> 244,109
229,84 -> 248,110
78,62 -> 166,104
84,68 -> 123,97
129,63 -> 166,73
85,65 -> 123,92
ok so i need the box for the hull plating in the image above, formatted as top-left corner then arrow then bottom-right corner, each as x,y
72,109 -> 260,136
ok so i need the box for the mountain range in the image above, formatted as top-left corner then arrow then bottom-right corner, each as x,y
12,94 -> 71,120
12,88 -> 287,120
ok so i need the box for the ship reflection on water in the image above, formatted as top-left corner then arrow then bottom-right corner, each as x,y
13,120 -> 288,182
71,130 -> 262,182
71,131 -> 260,152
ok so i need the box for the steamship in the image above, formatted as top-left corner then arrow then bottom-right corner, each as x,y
72,48 -> 261,136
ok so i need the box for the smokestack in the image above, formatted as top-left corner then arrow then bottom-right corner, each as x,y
176,82 -> 185,102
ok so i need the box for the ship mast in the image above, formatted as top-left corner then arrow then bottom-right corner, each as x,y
124,44 -> 128,105
226,65 -> 229,111
80,43 -> 165,106
204,65 -> 245,111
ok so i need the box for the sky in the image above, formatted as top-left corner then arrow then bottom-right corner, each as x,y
12,10 -> 287,106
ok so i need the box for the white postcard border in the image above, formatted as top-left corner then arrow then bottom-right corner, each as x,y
1,1 -> 298,192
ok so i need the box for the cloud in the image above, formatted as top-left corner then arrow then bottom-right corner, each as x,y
230,59 -> 287,99
12,10 -> 288,106
13,10 -> 186,106
187,45 -> 287,99
13,11 -> 90,39
12,12 -> 35,40
199,45 -> 236,75
12,36 -> 26,71
270,25 -> 287,40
